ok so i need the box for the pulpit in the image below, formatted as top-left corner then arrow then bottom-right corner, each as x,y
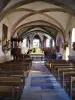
11,38 -> 23,59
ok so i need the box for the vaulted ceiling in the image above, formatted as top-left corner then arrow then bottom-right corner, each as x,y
1,0 -> 75,14
0,0 -> 75,41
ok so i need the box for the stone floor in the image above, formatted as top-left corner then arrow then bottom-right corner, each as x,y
20,61 -> 71,100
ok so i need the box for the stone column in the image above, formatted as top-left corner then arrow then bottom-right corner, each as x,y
30,38 -> 33,49
40,36 -> 44,49
50,39 -> 52,47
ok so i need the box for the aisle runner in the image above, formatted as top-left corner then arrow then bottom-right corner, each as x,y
30,76 -> 54,89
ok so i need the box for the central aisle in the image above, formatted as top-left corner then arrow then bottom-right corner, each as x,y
20,61 -> 71,100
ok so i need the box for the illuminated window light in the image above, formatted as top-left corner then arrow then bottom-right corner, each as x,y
72,28 -> 75,43
52,40 -> 55,47
66,47 -> 69,61
22,39 -> 27,47
46,38 -> 50,47
33,39 -> 40,48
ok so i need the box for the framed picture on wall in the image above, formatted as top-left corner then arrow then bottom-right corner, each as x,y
2,24 -> 8,53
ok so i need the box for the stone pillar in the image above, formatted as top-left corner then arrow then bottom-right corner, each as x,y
30,38 -> 33,49
28,39 -> 30,49
50,39 -> 52,47
18,41 -> 22,48
40,36 -> 44,49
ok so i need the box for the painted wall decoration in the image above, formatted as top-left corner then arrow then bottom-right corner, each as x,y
2,24 -> 8,53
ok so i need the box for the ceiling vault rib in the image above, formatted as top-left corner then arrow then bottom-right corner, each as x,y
15,25 -> 56,39
12,20 -> 63,39
7,8 -> 73,15
21,30 -> 55,40
0,0 -> 75,22
11,12 -> 65,36
0,0 -> 71,43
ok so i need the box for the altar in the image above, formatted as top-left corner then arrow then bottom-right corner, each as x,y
30,48 -> 44,60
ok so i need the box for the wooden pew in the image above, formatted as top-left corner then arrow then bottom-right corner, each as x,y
45,60 -> 75,100
70,76 -> 75,100
0,58 -> 32,100
62,71 -> 75,89
0,70 -> 25,86
0,64 -> 30,71
57,68 -> 75,78
45,60 -> 69,67
50,63 -> 73,71
53,66 -> 75,77
0,86 -> 15,100
0,76 -> 23,100
55,68 -> 75,86
0,60 -> 32,71
0,62 -> 31,78
45,60 -> 72,73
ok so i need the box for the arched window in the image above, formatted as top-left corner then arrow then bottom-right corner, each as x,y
33,39 -> 40,48
22,38 -> 27,47
71,28 -> 75,50
21,38 -> 28,54
52,40 -> 55,47
46,38 -> 50,47
66,47 -> 69,61
72,28 -> 75,43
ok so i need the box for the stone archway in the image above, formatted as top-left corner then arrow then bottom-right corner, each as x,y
33,35 -> 41,48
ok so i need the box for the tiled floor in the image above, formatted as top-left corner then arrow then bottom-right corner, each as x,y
20,61 -> 71,100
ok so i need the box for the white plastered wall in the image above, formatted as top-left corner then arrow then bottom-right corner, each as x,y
0,17 -> 13,63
